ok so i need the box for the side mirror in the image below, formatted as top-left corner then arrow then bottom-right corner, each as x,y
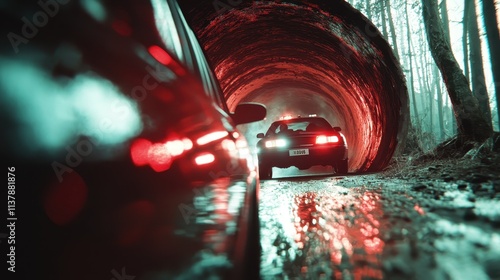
231,102 -> 266,125
333,126 -> 342,131
257,133 -> 265,138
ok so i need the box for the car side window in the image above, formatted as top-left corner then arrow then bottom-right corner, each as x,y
151,0 -> 185,65
152,0 -> 228,113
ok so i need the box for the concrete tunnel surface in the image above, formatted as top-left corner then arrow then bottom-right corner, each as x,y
179,0 -> 409,173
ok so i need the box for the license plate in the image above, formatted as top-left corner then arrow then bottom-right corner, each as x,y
289,149 -> 309,156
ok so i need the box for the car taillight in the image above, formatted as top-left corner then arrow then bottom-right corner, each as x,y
130,137 -> 193,172
195,153 -> 215,165
148,143 -> 173,172
148,45 -> 173,65
196,131 -> 229,145
316,135 -> 339,144
265,139 -> 287,148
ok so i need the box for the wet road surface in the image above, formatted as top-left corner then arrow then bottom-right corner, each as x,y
258,167 -> 500,279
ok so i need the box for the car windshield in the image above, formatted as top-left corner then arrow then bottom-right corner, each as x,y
266,118 -> 333,135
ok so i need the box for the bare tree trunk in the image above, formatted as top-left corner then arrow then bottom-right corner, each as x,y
365,0 -> 372,19
406,1 -> 420,131
482,0 -> 500,128
426,75 -> 434,140
420,35 -> 434,140
468,0 -> 493,130
434,64 -> 445,141
424,56 -> 434,141
386,0 -> 400,60
462,0 -> 471,82
439,0 -> 451,45
437,0 -> 455,135
417,30 -> 428,130
416,39 -> 427,125
445,81 -> 457,136
422,0 -> 492,142
379,0 -> 388,39
439,0 -> 456,137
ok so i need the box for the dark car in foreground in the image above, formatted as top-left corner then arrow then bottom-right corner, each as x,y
256,116 -> 348,179
1,0 -> 265,279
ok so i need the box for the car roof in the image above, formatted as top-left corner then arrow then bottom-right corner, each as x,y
272,116 -> 330,124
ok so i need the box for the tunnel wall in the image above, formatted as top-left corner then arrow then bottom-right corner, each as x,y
179,0 -> 409,172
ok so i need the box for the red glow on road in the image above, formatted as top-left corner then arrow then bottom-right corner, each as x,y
293,190 -> 385,280
148,45 -> 173,65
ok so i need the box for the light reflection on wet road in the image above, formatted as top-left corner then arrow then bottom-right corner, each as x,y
259,172 -> 423,279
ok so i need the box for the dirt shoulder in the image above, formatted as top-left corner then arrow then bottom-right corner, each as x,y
374,148 -> 500,279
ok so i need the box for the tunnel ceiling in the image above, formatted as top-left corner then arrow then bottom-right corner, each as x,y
179,0 -> 409,172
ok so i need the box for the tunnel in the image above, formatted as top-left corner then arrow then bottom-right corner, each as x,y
179,0 -> 409,173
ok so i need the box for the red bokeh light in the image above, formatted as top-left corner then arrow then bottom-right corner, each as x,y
44,172 -> 88,226
165,140 -> 185,156
130,137 -> 195,172
111,19 -> 132,36
148,143 -> 173,172
130,138 -> 152,166
148,45 -> 173,65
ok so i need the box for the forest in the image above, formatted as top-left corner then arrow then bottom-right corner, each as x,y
346,0 -> 499,153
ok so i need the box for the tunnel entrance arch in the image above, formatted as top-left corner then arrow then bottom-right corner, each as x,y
179,0 -> 409,172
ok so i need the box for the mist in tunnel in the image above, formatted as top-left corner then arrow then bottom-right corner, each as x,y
179,0 -> 409,172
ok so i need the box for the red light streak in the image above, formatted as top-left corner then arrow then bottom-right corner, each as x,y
196,131 -> 228,145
